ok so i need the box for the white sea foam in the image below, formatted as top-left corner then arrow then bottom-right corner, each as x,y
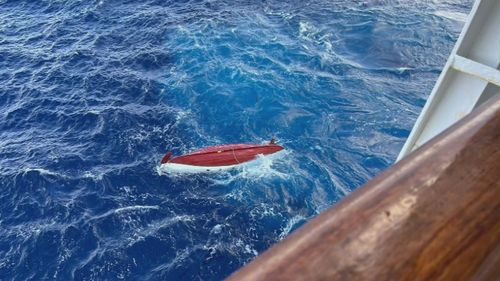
23,167 -> 62,177
279,215 -> 306,240
244,244 -> 258,256
210,224 -> 223,234
152,244 -> 204,272
126,215 -> 195,246
298,21 -> 319,42
83,170 -> 104,181
88,205 -> 160,221
434,10 -> 468,22
114,205 -> 159,214
249,203 -> 278,219
208,150 -> 290,185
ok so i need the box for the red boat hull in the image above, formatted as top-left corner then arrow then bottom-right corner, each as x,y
161,143 -> 284,167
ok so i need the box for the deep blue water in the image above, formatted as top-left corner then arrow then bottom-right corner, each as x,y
0,0 -> 472,280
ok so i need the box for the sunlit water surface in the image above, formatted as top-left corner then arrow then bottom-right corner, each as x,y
0,0 -> 472,280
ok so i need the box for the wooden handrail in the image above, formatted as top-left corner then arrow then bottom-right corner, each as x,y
227,95 -> 500,281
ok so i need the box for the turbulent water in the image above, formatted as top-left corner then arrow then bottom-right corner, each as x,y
0,0 -> 472,280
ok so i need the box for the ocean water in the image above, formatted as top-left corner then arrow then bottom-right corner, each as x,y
0,0 -> 472,280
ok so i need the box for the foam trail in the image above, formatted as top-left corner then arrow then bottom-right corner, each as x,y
207,150 -> 290,185
88,205 -> 160,221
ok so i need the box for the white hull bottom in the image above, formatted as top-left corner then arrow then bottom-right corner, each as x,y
160,162 -> 241,174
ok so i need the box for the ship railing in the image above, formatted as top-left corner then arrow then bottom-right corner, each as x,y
227,94 -> 500,281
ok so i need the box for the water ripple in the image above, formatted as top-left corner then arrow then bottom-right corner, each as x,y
0,0 -> 472,280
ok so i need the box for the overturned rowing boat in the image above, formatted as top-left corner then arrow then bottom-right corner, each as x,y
160,140 -> 285,173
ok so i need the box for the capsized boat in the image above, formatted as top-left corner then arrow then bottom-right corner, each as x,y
160,139 -> 284,173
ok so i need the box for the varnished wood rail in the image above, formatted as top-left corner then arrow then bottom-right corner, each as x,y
227,95 -> 500,281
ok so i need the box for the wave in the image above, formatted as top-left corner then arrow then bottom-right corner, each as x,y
0,0 -> 471,280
